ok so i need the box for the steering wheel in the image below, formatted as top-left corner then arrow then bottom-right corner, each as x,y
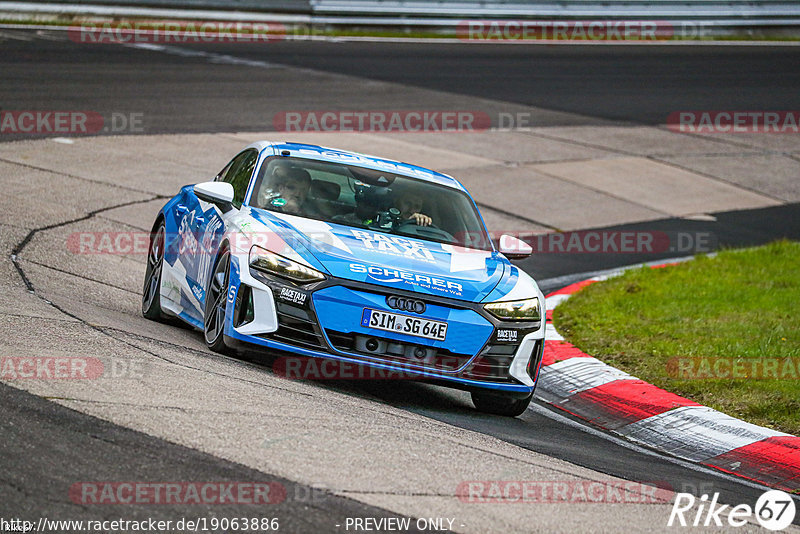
397,220 -> 454,242
400,217 -> 441,230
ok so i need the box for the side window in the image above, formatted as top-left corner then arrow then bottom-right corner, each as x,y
218,149 -> 257,208
214,158 -> 236,182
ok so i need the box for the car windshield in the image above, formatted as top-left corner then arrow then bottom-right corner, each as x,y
248,156 -> 493,251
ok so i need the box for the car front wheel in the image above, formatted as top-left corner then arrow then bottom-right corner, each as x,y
204,249 -> 233,354
142,223 -> 166,320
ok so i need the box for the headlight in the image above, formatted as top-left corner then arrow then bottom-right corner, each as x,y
484,297 -> 540,321
249,246 -> 326,284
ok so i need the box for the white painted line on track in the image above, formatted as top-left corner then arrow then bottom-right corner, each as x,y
538,254 -> 800,493
538,357 -> 636,397
544,322 -> 564,341
0,29 -> 33,40
527,400 -> 782,495
124,42 -> 280,69
618,406 -> 790,462
545,293 -> 570,311
33,29 -> 67,40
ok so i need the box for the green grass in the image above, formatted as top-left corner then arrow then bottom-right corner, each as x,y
552,240 -> 800,435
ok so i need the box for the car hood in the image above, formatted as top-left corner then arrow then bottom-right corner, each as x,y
246,209 -> 510,302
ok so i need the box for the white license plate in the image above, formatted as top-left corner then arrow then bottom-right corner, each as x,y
361,308 -> 448,342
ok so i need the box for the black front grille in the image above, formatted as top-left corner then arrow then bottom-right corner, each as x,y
460,344 -> 519,383
528,339 -> 545,381
460,339 -> 544,384
324,329 -> 472,372
257,302 -> 326,350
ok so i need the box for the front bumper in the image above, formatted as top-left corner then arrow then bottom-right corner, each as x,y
225,262 -> 545,395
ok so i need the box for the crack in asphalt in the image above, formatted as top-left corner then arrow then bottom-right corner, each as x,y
10,197 -> 161,293
22,259 -> 140,295
47,397 -> 193,414
0,156 -> 161,197
0,311 -> 77,323
51,397 -> 333,418
8,196 -> 316,399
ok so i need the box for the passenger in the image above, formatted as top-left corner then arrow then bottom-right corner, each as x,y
258,161 -> 313,216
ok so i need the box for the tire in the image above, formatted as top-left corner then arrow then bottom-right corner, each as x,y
471,390 -> 533,417
204,249 -> 233,354
142,223 -> 166,320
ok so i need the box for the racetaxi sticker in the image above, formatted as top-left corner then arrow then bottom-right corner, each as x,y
350,230 -> 435,263
349,263 -> 463,296
278,287 -> 307,305
495,329 -> 518,343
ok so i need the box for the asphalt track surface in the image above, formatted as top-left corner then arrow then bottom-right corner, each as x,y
1,383 -> 425,530
195,41 -> 800,125
3,35 -> 800,135
3,30 -> 800,531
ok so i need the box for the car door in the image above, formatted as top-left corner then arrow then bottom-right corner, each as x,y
173,149 -> 257,320
193,149 -> 258,307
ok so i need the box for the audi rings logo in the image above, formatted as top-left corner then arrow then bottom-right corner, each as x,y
386,296 -> 426,314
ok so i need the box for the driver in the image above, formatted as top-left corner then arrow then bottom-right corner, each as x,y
258,161 -> 313,216
395,189 -> 433,227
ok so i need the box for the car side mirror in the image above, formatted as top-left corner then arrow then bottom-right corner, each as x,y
498,234 -> 532,259
194,182 -> 235,213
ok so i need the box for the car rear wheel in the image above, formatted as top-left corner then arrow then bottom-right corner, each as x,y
204,249 -> 233,354
142,223 -> 166,320
471,390 -> 533,417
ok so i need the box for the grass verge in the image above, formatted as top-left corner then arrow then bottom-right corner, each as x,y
1,18 -> 800,41
553,240 -> 800,435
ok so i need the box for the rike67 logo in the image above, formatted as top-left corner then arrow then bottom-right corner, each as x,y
668,490 -> 796,531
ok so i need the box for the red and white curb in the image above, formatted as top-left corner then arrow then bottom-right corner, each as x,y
536,272 -> 800,492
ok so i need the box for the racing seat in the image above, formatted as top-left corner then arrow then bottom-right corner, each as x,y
308,180 -> 344,218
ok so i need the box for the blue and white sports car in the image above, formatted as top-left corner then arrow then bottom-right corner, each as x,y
142,142 -> 544,416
